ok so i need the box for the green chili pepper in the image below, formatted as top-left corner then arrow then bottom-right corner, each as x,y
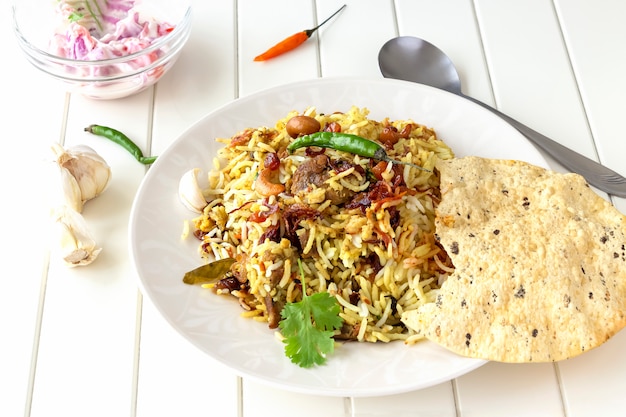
286,132 -> 430,171
84,124 -> 157,165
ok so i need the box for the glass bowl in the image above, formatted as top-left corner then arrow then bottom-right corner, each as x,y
12,0 -> 192,100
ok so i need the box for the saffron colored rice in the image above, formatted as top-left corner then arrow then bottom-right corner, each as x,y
191,106 -> 455,343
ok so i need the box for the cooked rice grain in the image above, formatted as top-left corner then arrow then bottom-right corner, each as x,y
192,106 -> 454,342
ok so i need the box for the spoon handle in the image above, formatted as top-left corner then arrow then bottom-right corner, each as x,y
461,94 -> 626,197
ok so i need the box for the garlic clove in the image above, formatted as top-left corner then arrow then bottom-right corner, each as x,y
51,143 -> 111,212
52,205 -> 102,267
56,162 -> 84,212
178,168 -> 209,213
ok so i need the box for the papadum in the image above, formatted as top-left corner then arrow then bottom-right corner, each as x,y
402,156 -> 626,362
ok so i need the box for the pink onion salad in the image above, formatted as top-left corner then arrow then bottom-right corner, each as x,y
49,0 -> 176,77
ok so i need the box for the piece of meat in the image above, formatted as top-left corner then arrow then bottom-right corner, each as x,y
290,154 -> 328,195
289,154 -> 357,205
265,294 -> 281,329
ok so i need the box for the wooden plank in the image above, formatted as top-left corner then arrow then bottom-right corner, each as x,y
353,382 -> 456,416
30,91 -> 153,417
317,0 -> 396,78
136,2 -> 241,416
242,381 -> 347,417
136,298 -> 240,417
152,1 -> 238,151
554,0 -> 626,173
456,362 -> 563,416
555,0 -> 626,212
238,0 -> 319,96
551,1 -> 626,415
1,6 -> 67,416
556,330 -> 626,417
474,0 -> 596,162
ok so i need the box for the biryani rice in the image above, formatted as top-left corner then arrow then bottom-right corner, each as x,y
191,106 -> 455,342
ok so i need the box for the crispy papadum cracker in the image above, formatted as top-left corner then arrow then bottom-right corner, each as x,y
402,156 -> 626,362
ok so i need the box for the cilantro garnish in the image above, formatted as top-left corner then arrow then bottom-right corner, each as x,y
65,1 -> 104,33
279,259 -> 344,368
68,11 -> 84,23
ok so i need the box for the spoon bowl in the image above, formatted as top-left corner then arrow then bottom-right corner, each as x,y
379,36 -> 461,94
377,36 -> 626,197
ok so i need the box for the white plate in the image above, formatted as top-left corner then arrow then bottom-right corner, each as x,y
129,77 -> 548,397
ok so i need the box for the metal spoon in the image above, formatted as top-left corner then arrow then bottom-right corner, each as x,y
378,36 -> 626,197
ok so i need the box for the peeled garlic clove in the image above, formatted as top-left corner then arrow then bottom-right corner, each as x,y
52,205 -> 102,267
178,168 -> 208,213
51,143 -> 111,212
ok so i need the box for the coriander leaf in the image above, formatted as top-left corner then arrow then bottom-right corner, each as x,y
308,292 -> 343,330
68,12 -> 84,22
279,302 -> 306,337
278,260 -> 343,368
279,293 -> 342,368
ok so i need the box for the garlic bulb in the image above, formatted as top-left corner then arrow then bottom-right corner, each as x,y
52,205 -> 102,267
178,168 -> 209,213
51,143 -> 111,212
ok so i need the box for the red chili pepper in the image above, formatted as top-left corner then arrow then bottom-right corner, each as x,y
253,4 -> 346,62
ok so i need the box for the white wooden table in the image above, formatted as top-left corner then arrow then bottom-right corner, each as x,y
4,0 -> 626,416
